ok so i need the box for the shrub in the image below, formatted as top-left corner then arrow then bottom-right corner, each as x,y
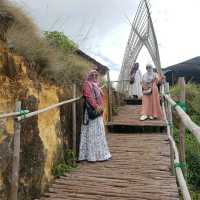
44,31 -> 77,53
52,150 -> 77,178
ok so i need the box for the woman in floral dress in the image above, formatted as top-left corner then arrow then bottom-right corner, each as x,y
79,69 -> 111,162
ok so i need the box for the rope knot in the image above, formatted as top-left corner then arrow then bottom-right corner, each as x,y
19,110 -> 29,119
173,101 -> 187,112
174,162 -> 187,169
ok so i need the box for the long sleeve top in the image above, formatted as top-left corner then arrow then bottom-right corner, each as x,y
83,81 -> 103,109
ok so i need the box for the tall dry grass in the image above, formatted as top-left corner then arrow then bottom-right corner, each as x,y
0,0 -> 90,85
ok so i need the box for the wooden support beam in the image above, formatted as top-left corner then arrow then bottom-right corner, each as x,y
72,84 -> 77,158
178,77 -> 187,179
164,82 -> 175,175
107,71 -> 112,122
10,101 -> 21,200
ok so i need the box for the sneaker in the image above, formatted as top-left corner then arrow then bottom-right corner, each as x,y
149,116 -> 154,120
140,115 -> 148,121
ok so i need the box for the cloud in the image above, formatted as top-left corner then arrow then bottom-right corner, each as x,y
10,0 -> 200,80
87,50 -> 120,80
150,0 -> 200,67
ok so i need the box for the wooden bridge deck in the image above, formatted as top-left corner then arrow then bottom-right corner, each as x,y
108,105 -> 166,127
38,105 -> 179,200
39,135 -> 179,200
107,105 -> 166,133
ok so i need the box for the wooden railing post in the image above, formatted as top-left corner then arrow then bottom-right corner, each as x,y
72,84 -> 77,158
107,71 -> 112,122
165,82 -> 175,175
122,80 -> 124,95
10,101 -> 21,200
117,91 -> 120,107
178,77 -> 187,179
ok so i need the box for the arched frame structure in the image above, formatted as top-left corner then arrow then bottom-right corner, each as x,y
118,0 -> 162,92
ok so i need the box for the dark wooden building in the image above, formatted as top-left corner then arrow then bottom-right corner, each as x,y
163,57 -> 200,85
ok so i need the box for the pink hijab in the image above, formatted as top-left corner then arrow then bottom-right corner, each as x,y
85,69 -> 103,106
86,69 -> 98,82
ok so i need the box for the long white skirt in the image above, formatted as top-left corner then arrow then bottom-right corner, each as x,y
79,115 -> 111,162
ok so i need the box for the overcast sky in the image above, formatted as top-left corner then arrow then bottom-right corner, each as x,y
10,0 -> 200,80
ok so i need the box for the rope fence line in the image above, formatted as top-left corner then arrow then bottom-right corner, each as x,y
0,76 -> 111,200
0,98 -> 82,120
0,85 -> 107,120
2,77 -> 198,200
166,123 -> 191,200
164,94 -> 200,144
0,110 -> 29,119
17,97 -> 81,121
162,84 -> 191,200
0,83 -> 81,200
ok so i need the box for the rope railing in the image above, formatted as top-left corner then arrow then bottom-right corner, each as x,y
164,94 -> 200,144
0,110 -> 29,119
17,97 -> 81,121
2,76 -> 197,200
0,75 -> 112,200
0,83 -> 82,200
162,84 -> 191,200
0,85 -> 107,121
166,124 -> 191,200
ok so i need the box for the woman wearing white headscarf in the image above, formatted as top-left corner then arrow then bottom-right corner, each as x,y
140,64 -> 163,120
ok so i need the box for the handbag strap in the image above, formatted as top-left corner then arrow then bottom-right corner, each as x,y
82,83 -> 98,125
82,97 -> 89,125
91,83 -> 98,100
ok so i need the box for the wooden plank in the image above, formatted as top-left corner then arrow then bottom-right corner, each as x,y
107,105 -> 166,127
37,134 -> 179,200
10,101 -> 21,200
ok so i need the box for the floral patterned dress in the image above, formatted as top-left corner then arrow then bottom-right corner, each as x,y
78,81 -> 111,162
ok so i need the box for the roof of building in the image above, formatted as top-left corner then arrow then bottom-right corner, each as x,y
76,49 -> 109,75
163,57 -> 200,84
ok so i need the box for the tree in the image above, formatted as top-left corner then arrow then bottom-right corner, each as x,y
44,31 -> 78,53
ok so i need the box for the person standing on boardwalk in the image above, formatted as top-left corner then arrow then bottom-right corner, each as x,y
129,62 -> 143,99
140,64 -> 163,121
79,69 -> 112,162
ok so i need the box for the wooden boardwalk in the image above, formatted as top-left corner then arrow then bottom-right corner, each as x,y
108,105 -> 166,127
107,105 -> 166,133
38,105 -> 179,200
